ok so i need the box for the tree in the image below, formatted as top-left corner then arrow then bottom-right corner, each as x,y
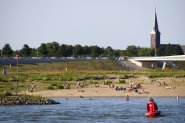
65,45 -> 74,57
31,48 -> 38,57
58,44 -> 69,57
90,46 -> 103,58
39,43 -> 48,57
149,48 -> 155,56
104,46 -> 114,57
114,49 -> 122,57
138,48 -> 154,56
157,46 -> 165,56
126,45 -> 138,57
2,44 -> 13,57
83,45 -> 91,56
121,50 -> 127,56
46,42 -> 60,57
74,44 -> 83,56
20,44 -> 32,57
173,45 -> 183,55
52,42 -> 60,57
164,45 -> 172,56
0,49 -> 2,57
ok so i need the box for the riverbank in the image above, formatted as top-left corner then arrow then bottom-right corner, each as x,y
22,78 -> 185,98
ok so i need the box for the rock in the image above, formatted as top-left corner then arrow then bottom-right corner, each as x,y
0,96 -> 60,105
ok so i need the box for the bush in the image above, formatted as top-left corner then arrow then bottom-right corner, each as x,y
4,91 -> 13,96
57,85 -> 64,89
175,75 -> 185,78
119,79 -> 126,84
148,74 -> 155,78
43,77 -> 51,81
65,78 -> 73,81
104,81 -> 112,85
92,75 -> 104,80
51,83 -> 57,86
2,79 -> 8,82
8,77 -> 16,82
10,87 -> 14,90
47,85 -> 54,90
148,74 -> 167,78
90,81 -> 99,84
121,76 -> 129,79
76,76 -> 91,81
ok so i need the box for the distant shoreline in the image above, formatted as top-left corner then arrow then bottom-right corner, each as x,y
49,96 -> 185,98
24,82 -> 185,98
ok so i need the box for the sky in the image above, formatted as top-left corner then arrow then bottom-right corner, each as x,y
0,0 -> 185,50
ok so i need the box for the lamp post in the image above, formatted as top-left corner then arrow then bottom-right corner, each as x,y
16,52 -> 20,95
37,48 -> 39,59
155,48 -> 157,56
73,49 -> 75,59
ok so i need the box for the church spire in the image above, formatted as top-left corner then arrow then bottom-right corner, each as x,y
150,8 -> 161,49
153,8 -> 160,33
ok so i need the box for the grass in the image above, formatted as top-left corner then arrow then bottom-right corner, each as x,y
119,79 -> 126,84
0,60 -> 185,93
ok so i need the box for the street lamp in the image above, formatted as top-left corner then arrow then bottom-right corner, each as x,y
16,52 -> 20,95
155,48 -> 157,56
37,48 -> 39,58
73,49 -> 75,59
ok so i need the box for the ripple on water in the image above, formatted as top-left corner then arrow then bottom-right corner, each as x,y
0,97 -> 185,123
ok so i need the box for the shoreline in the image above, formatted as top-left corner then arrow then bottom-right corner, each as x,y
21,77 -> 185,98
46,95 -> 185,98
24,83 -> 185,98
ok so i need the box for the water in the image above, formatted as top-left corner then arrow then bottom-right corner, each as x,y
0,97 -> 185,123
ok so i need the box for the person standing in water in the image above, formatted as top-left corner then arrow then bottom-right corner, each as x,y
177,95 -> 179,100
126,95 -> 129,101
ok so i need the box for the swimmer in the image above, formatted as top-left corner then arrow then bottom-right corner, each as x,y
177,95 -> 179,100
126,95 -> 129,101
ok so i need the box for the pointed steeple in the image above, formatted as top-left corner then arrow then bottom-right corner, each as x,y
150,8 -> 161,49
152,8 -> 160,33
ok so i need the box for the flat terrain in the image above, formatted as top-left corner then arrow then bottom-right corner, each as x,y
24,77 -> 185,98
0,60 -> 185,97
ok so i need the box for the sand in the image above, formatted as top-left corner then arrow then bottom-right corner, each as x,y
24,77 -> 185,98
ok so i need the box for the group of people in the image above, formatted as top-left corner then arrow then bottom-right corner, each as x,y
114,82 -> 142,93
76,80 -> 87,88
128,82 -> 143,93
115,86 -> 126,91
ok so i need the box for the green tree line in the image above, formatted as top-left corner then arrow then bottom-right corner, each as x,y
0,42 -> 117,58
125,45 -> 183,57
0,42 -> 183,58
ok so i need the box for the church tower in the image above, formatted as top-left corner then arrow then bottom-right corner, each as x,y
150,9 -> 161,48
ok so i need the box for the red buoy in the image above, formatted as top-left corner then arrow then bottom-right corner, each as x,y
145,97 -> 161,117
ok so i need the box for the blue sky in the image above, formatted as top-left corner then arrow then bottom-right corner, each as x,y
0,0 -> 185,50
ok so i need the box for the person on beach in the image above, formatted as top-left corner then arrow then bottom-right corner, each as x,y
76,80 -> 81,88
2,67 -> 6,75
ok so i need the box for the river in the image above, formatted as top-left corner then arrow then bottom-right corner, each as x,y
0,97 -> 185,123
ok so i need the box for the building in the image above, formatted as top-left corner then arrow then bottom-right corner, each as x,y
150,9 -> 161,49
150,9 -> 184,55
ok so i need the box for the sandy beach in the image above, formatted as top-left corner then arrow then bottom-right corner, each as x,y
24,77 -> 185,98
